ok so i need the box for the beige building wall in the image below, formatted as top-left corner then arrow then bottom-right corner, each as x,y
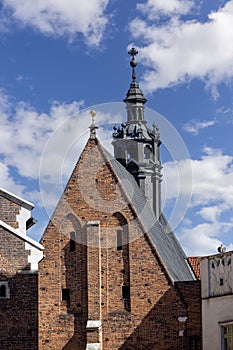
201,251 -> 233,350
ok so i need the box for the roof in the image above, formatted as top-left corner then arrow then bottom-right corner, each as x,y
0,220 -> 44,251
187,257 -> 201,280
0,187 -> 34,210
103,148 -> 195,282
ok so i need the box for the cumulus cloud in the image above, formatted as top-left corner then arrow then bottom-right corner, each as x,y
0,90 -> 85,202
130,1 -> 233,96
164,147 -> 233,207
183,119 -> 216,134
1,0 -> 110,46
137,0 -> 194,19
180,222 -> 226,256
0,91 -> 125,215
163,147 -> 233,255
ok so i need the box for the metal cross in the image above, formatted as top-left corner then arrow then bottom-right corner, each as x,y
128,47 -> 138,59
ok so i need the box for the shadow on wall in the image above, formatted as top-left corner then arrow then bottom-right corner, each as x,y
103,284 -> 201,350
62,214 -> 88,350
0,271 -> 38,350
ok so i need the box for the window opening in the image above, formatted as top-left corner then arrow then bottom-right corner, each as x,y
62,288 -> 70,303
221,324 -> 233,350
189,336 -> 201,350
70,231 -> 76,252
117,230 -> 122,250
122,285 -> 130,312
0,285 -> 6,298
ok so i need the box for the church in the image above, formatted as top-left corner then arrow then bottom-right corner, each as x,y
0,49 -> 201,349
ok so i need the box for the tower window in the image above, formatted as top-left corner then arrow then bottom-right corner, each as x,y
117,230 -> 122,250
62,288 -> 70,303
70,231 -> 76,252
144,145 -> 152,159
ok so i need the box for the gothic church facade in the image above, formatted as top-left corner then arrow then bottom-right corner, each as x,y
0,49 -> 201,349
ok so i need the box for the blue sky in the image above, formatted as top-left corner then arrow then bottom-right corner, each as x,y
0,0 -> 233,256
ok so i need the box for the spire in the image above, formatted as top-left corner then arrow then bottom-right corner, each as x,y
124,47 -> 147,105
89,109 -> 98,139
124,48 -> 147,122
112,48 -> 162,219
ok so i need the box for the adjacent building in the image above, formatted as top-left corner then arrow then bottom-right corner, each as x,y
0,188 -> 43,350
201,250 -> 233,350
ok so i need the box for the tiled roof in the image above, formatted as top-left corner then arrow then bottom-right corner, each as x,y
187,257 -> 200,280
104,149 -> 195,282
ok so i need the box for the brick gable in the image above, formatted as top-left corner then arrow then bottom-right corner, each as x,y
39,137 -> 202,349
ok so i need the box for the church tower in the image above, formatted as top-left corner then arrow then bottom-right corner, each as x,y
38,48 -> 201,350
112,48 -> 162,219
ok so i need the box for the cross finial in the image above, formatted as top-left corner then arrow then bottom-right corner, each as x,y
128,47 -> 138,81
128,47 -> 138,59
89,109 -> 98,139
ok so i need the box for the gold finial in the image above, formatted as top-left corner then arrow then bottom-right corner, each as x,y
90,109 -> 96,124
89,108 -> 98,139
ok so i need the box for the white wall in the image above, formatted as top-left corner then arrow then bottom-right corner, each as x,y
201,252 -> 233,350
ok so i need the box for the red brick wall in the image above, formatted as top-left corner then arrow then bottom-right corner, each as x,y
176,281 -> 202,349
0,228 -> 38,349
0,196 -> 20,229
39,138 -> 202,350
0,273 -> 38,350
0,227 -> 30,272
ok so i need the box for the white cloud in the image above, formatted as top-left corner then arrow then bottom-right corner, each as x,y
0,162 -> 24,193
137,0 -> 194,19
0,91 -> 86,204
0,97 -> 85,179
180,222 -> 226,256
0,92 -> 125,217
183,119 -> 216,134
1,0 -> 110,46
130,1 -> 233,95
198,205 -> 223,223
164,147 -> 233,207
163,147 -> 233,255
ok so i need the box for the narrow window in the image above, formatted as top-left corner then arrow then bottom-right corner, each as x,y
70,231 -> 76,252
0,282 -> 9,299
117,230 -> 122,250
62,288 -> 70,303
122,285 -> 130,312
0,285 -> 6,298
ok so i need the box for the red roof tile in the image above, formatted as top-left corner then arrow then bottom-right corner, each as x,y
187,257 -> 201,280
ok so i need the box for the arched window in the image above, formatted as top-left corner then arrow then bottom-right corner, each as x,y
144,145 -> 152,160
0,284 -> 6,298
0,282 -> 9,299
127,144 -> 137,162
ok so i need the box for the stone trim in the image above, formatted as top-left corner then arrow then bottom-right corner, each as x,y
0,220 -> 44,251
86,320 -> 102,329
0,187 -> 34,210
86,344 -> 100,350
